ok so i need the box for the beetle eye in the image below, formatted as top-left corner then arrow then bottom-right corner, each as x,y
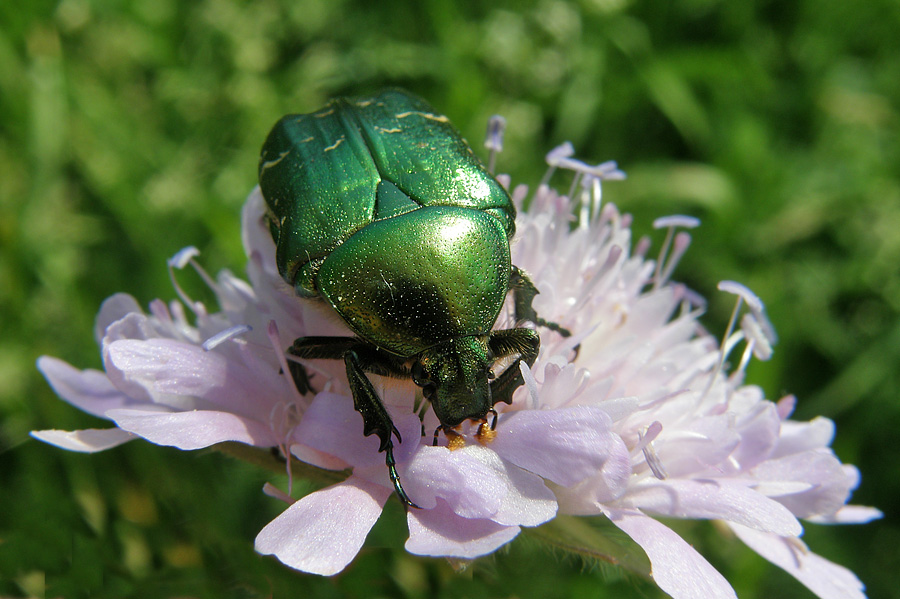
487,369 -> 496,381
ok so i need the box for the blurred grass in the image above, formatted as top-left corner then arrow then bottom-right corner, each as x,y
1,0 -> 898,597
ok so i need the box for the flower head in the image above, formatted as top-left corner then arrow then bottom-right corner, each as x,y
35,127 -> 879,599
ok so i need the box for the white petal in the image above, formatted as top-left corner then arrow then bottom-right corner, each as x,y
729,523 -> 867,599
295,392 -> 422,470
107,408 -> 278,449
37,356 -> 134,418
623,478 -> 802,536
94,293 -> 143,343
405,498 -> 520,558
256,477 -> 391,575
606,508 -> 737,599
491,405 -> 627,487
105,338 -> 286,416
808,505 -> 883,525
30,428 -> 135,452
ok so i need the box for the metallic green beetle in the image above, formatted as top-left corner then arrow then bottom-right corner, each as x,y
259,88 -> 566,507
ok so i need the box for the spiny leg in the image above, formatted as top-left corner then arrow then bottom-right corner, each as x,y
488,327 -> 540,407
288,336 -> 420,508
344,350 -> 420,509
509,265 -> 572,337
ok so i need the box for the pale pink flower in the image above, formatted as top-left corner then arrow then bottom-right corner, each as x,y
499,154 -> 881,599
34,137 -> 878,598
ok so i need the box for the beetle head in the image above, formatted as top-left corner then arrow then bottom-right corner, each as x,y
412,336 -> 494,428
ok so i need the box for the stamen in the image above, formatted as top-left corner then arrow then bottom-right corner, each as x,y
484,114 -> 506,174
541,141 -> 576,187
262,482 -> 296,505
653,215 -> 701,230
634,235 -> 652,258
717,280 -> 763,313
740,313 -> 773,361
167,247 -> 203,315
266,320 -> 308,407
637,422 -> 667,479
652,216 -> 700,289
519,361 -> 540,410
202,324 -> 252,350
702,281 -> 768,402
658,231 -> 692,284
168,246 -> 200,269
510,183 -> 529,211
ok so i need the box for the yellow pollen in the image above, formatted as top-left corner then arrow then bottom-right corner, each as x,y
476,422 -> 497,444
446,430 -> 466,451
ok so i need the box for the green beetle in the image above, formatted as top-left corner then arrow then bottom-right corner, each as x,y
259,89 -> 567,507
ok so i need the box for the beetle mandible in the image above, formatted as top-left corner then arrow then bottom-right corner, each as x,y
258,88 -> 568,507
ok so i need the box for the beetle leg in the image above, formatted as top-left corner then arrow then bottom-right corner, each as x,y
509,265 -> 572,337
286,336 -> 360,394
344,351 -> 419,508
385,442 -> 420,509
487,327 -> 540,406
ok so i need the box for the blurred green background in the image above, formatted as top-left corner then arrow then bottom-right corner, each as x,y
2,0 -> 897,597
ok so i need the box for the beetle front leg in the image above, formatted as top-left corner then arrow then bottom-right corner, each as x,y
344,351 -> 420,509
487,327 -> 540,407
509,266 -> 572,337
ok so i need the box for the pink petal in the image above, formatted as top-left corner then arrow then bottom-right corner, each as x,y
107,408 -> 278,449
105,338 -> 287,417
753,450 -> 854,518
622,478 -> 802,536
808,505 -> 883,524
729,523 -> 867,599
256,477 -> 391,575
491,405 -> 627,486
294,392 -> 422,470
405,498 -> 520,558
402,445 -> 557,525
94,293 -> 143,343
37,356 -> 134,418
471,446 -> 557,527
402,446 -> 498,514
775,417 -> 835,457
30,428 -> 135,452
729,400 -> 781,470
606,507 -> 737,599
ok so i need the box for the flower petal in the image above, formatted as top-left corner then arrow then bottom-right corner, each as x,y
606,507 -> 737,599
256,477 -> 391,575
729,523 -> 867,599
30,428 -> 135,452
37,356 -> 134,418
491,405 -> 627,487
94,293 -> 144,343
107,407 -> 278,449
405,498 -> 520,558
623,478 -> 802,536
105,338 -> 287,416
294,392 -> 421,470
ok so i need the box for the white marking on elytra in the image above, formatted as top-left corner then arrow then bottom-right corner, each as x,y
260,149 -> 291,172
323,136 -> 345,152
395,111 -> 449,123
375,126 -> 402,134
